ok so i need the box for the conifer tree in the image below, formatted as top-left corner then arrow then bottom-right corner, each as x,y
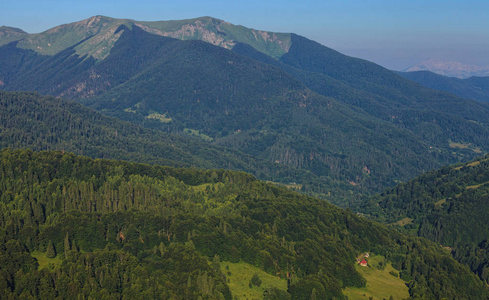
64,233 -> 70,258
46,241 -> 56,258
71,239 -> 78,252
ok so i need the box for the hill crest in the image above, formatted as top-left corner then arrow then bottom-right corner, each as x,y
0,15 -> 291,60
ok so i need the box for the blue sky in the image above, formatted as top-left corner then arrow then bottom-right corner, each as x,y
1,0 -> 488,70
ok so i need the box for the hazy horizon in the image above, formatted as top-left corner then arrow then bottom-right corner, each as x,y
2,0 -> 488,71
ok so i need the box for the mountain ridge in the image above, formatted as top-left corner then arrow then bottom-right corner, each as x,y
0,15 -> 292,61
399,70 -> 489,103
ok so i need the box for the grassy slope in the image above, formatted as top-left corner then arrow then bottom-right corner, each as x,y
15,16 -> 132,59
221,261 -> 287,300
343,255 -> 409,300
0,26 -> 28,47
138,17 -> 292,59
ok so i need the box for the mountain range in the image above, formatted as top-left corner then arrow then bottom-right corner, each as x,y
2,15 -> 489,298
398,70 -> 489,103
2,15 -> 489,207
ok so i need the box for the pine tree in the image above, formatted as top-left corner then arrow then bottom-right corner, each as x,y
311,288 -> 317,300
158,242 -> 166,256
71,239 -> 78,252
64,232 -> 70,258
46,241 -> 56,258
211,255 -> 220,273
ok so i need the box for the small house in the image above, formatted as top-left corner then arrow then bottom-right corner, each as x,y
359,259 -> 368,267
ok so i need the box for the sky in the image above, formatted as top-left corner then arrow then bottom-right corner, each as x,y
1,0 -> 488,70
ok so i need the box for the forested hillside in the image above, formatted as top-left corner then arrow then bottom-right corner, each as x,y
4,22 -> 489,207
398,70 -> 489,103
0,91 -> 331,194
82,25 -> 446,197
1,149 -> 488,299
365,154 -> 489,285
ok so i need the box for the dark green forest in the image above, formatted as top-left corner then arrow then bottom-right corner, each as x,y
365,154 -> 489,285
0,90 -> 342,201
0,148 -> 488,299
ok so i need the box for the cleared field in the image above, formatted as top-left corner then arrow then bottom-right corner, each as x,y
145,112 -> 172,123
184,128 -> 213,141
31,251 -> 63,270
221,261 -> 288,300
343,255 -> 409,300
449,141 -> 482,154
466,182 -> 489,190
392,217 -> 413,226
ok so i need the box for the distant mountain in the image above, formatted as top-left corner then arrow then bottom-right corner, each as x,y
404,58 -> 489,79
399,70 -> 489,102
3,16 -> 489,206
364,154 -> 489,285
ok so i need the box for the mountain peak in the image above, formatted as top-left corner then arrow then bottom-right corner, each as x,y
0,26 -> 28,47
43,15 -> 121,35
0,26 -> 27,34
136,16 -> 291,58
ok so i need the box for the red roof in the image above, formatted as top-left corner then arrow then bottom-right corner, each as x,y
360,259 -> 368,266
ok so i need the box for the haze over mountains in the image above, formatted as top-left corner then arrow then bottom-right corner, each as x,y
404,58 -> 489,79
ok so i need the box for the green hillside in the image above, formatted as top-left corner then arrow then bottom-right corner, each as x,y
343,254 -> 409,300
278,34 -> 489,155
0,91 -> 328,192
365,154 -> 489,284
0,148 -> 488,299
